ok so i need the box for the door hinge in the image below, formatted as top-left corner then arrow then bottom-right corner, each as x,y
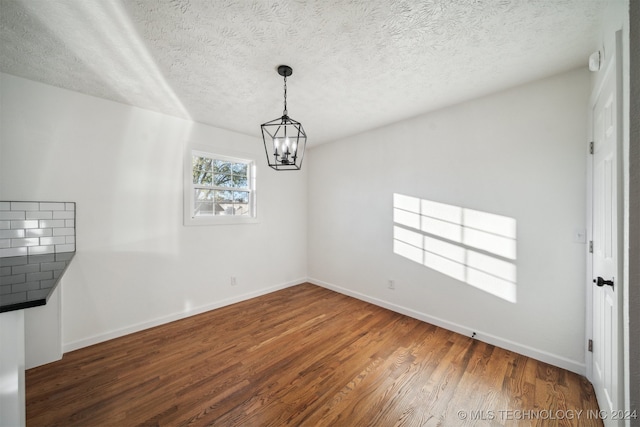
588,339 -> 593,352
589,241 -> 593,253
589,141 -> 594,154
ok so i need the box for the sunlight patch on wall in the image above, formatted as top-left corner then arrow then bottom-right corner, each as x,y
393,194 -> 517,303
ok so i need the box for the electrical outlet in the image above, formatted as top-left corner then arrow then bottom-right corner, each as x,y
388,279 -> 395,290
231,276 -> 237,286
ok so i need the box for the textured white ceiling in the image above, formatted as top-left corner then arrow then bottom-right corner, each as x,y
0,0 -> 607,145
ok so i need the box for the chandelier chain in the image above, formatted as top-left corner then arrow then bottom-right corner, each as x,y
283,75 -> 288,116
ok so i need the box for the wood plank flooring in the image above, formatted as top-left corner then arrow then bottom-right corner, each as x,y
26,283 -> 602,426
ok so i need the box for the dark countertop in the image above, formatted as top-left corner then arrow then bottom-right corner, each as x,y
0,252 -> 75,313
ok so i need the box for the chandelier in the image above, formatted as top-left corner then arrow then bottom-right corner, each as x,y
260,65 -> 307,171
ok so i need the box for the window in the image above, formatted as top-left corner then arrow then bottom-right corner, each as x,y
185,150 -> 256,225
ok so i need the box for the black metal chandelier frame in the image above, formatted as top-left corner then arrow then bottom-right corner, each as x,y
261,65 -> 307,171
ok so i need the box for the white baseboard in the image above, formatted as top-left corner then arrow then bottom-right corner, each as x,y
63,278 -> 306,354
308,277 -> 586,376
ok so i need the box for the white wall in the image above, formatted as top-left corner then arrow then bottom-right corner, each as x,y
0,73 -> 307,352
308,68 -> 590,373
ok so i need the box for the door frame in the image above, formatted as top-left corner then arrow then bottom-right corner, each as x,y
585,30 -> 624,414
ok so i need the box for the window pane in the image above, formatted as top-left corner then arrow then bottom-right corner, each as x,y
194,189 -> 214,200
233,191 -> 249,216
194,202 -> 214,216
234,191 -> 249,203
193,156 -> 213,171
193,171 -> 212,185
215,174 -> 234,187
215,190 -> 234,215
194,189 -> 215,216
232,163 -> 247,176
214,160 -> 231,174
232,175 -> 247,187
234,204 -> 249,216
193,156 -> 214,185
215,190 -> 233,203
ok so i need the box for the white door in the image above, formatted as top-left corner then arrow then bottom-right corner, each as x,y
590,33 -> 623,426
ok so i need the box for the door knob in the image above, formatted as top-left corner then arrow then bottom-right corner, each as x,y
593,276 -> 614,289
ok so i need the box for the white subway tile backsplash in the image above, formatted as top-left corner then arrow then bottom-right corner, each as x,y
11,264 -> 40,274
40,236 -> 66,246
12,282 -> 41,293
0,201 -> 76,258
40,261 -> 65,271
0,211 -> 25,220
11,238 -> 39,247
27,246 -> 54,256
11,220 -> 39,229
26,271 -> 53,282
53,228 -> 74,236
0,257 -> 30,266
26,228 -> 52,238
27,289 -> 52,300
26,211 -> 53,220
55,244 -> 75,253
0,273 -> 25,285
33,254 -> 55,263
52,210 -> 74,220
3,292 -> 27,304
11,202 -> 39,211
0,230 -> 24,239
39,279 -> 57,289
39,220 -> 65,228
40,202 -> 65,211
0,247 -> 28,257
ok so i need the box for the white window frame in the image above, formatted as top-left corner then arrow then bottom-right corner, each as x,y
184,148 -> 258,226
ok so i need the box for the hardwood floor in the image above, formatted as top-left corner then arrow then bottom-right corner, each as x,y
26,283 -> 602,426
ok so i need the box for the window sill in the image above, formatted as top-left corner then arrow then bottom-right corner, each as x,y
184,215 -> 259,226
